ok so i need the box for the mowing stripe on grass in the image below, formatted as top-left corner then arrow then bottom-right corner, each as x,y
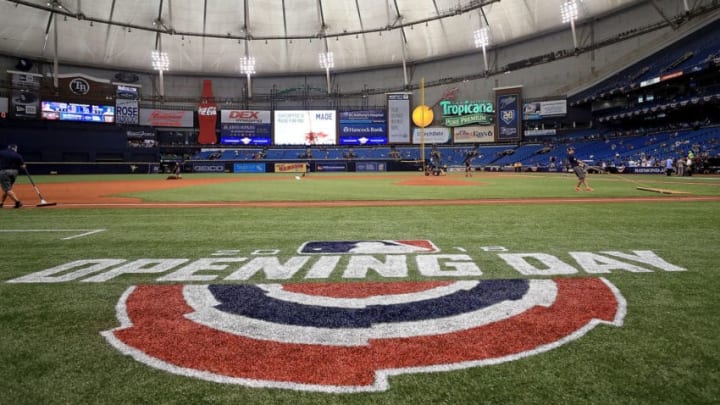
0,229 -> 106,240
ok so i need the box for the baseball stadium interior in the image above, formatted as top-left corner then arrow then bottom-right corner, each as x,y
0,0 -> 718,176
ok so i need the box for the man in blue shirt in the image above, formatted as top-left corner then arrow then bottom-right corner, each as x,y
567,147 -> 593,192
0,144 -> 25,208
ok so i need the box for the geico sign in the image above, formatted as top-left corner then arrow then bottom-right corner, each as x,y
193,165 -> 224,172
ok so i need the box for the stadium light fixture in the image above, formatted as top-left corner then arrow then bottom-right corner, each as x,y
240,56 -> 256,75
151,50 -> 170,71
560,0 -> 578,23
151,50 -> 169,99
240,55 -> 256,98
319,51 -> 334,94
319,51 -> 334,69
560,0 -> 579,51
474,27 -> 489,48
474,27 -> 490,73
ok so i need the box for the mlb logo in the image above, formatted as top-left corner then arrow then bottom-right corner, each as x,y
103,278 -> 625,393
298,240 -> 440,254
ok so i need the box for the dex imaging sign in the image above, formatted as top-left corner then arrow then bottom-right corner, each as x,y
220,110 -> 271,145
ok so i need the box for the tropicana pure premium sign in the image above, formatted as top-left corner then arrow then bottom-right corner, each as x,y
440,100 -> 494,127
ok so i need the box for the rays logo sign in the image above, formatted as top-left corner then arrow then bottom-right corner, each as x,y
101,239 -> 627,393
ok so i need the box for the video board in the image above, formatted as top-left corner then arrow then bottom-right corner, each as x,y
41,101 -> 115,123
274,110 -> 337,145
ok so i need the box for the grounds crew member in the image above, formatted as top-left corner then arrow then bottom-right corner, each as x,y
567,147 -> 593,192
0,144 -> 25,208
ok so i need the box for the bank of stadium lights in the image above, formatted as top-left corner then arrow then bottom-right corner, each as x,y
474,27 -> 490,73
240,56 -> 256,98
560,0 -> 579,51
151,50 -> 170,71
151,50 -> 169,98
319,52 -> 334,94
240,56 -> 256,75
319,52 -> 334,69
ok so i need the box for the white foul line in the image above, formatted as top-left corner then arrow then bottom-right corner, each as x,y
0,229 -> 107,240
61,229 -> 107,240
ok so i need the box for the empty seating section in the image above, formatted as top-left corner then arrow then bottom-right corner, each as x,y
187,126 -> 719,171
571,20 -> 720,106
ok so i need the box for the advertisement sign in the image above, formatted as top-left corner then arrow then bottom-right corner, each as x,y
316,163 -> 348,172
412,127 -> 451,144
387,93 -> 412,143
524,129 -> 557,137
495,87 -> 522,142
221,110 -> 271,123
233,163 -> 266,173
41,101 -> 115,123
454,126 -> 495,143
356,162 -> 387,172
9,71 -> 41,119
115,98 -> 139,125
140,109 -> 194,127
193,163 -> 225,173
274,163 -> 307,173
440,100 -> 494,127
273,110 -> 337,145
198,80 -> 218,145
220,110 -> 272,146
0,97 -> 7,113
338,110 -> 388,145
523,100 -> 567,120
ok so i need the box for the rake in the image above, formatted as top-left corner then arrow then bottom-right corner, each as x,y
24,168 -> 57,207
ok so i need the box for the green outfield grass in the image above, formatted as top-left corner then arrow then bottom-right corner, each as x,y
1,172 -> 719,404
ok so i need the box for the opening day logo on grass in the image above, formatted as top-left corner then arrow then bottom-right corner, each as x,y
8,240 -> 686,393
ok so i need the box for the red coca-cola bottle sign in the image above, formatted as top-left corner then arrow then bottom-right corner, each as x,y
198,80 -> 217,144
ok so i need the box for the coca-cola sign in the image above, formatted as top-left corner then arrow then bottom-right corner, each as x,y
198,80 -> 218,144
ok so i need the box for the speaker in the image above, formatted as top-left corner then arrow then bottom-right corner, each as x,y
15,59 -> 33,72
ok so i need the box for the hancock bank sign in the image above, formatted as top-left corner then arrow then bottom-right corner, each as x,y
7,240 -> 685,393
440,100 -> 494,127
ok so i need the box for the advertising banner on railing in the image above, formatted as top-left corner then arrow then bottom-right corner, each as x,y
233,163 -> 266,173
192,163 -> 226,173
356,162 -> 387,172
412,127 -> 451,144
316,163 -> 348,172
220,110 -> 271,145
140,109 -> 194,127
338,110 -> 388,145
524,129 -> 557,137
454,125 -> 495,143
274,162 -> 307,173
